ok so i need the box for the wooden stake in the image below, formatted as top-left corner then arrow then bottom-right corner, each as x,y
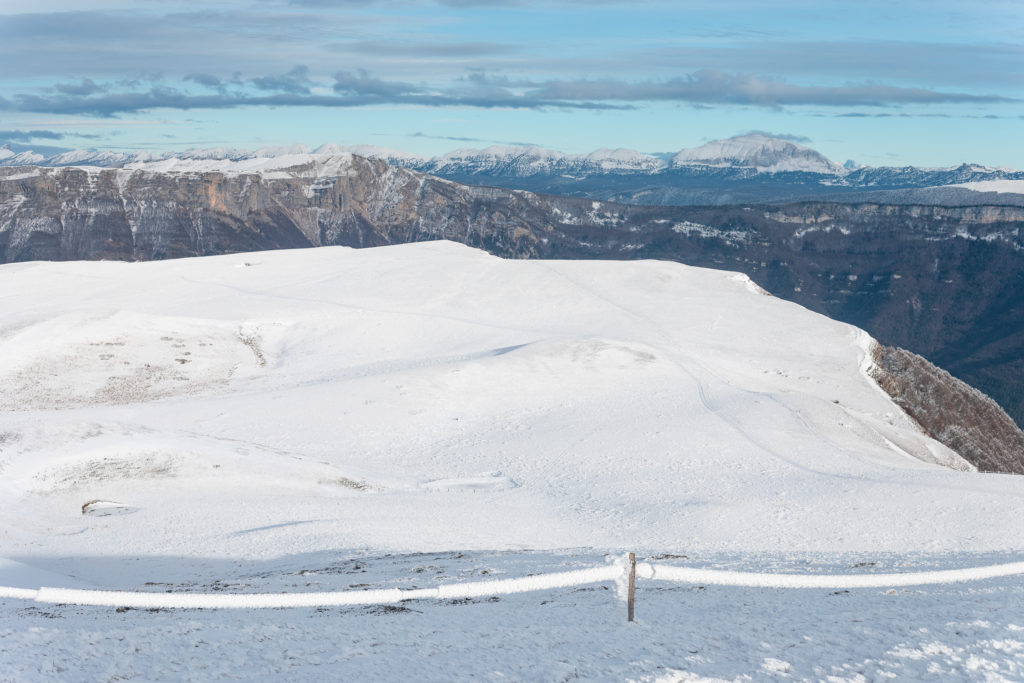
627,552 -> 636,622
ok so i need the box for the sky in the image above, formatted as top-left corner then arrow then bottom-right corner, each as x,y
0,0 -> 1021,168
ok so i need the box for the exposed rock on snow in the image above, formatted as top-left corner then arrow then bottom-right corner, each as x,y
870,344 -> 1024,474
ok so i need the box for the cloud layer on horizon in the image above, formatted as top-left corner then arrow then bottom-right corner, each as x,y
0,67 -> 1013,117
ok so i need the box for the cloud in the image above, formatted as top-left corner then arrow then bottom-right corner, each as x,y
0,129 -> 104,156
526,70 -> 1015,107
290,0 -> 526,5
251,65 -> 313,94
184,73 -> 226,91
331,40 -> 519,58
829,111 -> 1017,120
332,70 -> 417,97
740,130 -> 811,143
53,79 -> 105,96
411,131 -> 536,146
640,40 -> 1024,89
0,82 -> 631,117
0,68 -> 1012,117
0,10 -> 350,80
0,129 -> 66,141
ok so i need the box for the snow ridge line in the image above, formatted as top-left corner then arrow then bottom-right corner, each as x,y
4,560 -> 1024,609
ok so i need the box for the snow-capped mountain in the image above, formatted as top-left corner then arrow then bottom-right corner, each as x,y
0,135 -> 846,176
418,145 -> 666,177
669,133 -> 846,174
5,135 -> 1020,206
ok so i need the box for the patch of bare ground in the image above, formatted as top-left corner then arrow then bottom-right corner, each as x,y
236,329 -> 267,367
35,452 -> 179,491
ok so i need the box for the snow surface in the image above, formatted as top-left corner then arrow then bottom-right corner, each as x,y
2,241 -> 1023,679
950,179 -> 1024,194
123,151 -> 356,179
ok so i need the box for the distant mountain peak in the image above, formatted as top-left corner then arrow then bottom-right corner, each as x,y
670,134 -> 846,174
423,144 -> 666,176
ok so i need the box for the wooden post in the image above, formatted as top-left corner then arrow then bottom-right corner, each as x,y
627,552 -> 636,622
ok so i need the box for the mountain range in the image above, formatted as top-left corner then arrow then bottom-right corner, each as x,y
4,134 -> 1023,206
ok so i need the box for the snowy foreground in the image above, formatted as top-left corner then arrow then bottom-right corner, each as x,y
1,241 -> 1023,680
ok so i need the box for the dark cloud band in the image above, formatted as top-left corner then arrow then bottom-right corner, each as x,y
0,68 -> 1013,117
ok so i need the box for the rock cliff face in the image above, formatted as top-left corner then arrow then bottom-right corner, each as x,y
870,344 -> 1024,474
3,159 -> 1024,460
0,160 -> 572,262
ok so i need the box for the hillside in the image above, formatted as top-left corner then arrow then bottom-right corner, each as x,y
3,241 -> 1022,558
3,242 -> 1024,679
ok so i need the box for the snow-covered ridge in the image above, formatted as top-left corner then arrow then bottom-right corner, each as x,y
0,144 -> 370,179
425,145 -> 667,175
0,135 -> 850,176
3,136 -> 1020,185
122,149 -> 357,179
948,179 -> 1024,194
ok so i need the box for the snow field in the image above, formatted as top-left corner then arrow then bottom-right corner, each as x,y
2,551 -> 1023,681
2,241 -> 1024,679
951,179 -> 1024,194
2,241 -> 1023,562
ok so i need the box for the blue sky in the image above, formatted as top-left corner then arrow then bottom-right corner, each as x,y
0,0 -> 1021,167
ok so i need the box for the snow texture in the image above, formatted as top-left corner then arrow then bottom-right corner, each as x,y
2,241 -> 1024,680
951,179 -> 1024,194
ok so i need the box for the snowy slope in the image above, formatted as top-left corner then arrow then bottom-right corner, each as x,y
2,241 -> 1024,680
2,240 -> 1020,564
950,179 -> 1024,194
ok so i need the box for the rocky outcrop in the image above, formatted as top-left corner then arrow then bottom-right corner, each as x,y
870,344 -> 1024,474
0,161 -> 574,262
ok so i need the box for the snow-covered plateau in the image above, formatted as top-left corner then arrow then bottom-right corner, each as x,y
1,241 -> 1022,681
950,180 -> 1024,195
